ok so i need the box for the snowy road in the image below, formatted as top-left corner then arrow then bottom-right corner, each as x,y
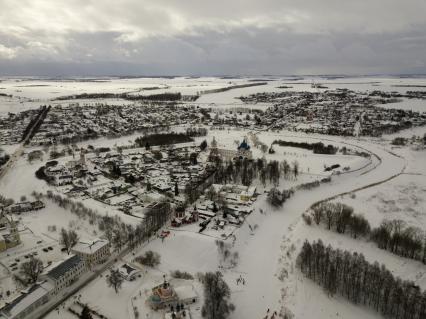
229,136 -> 405,319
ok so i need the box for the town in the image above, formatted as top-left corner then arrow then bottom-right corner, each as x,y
1,1 -> 426,314
1,88 -> 426,150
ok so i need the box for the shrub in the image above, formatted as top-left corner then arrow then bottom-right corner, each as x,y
170,270 -> 194,280
135,251 -> 161,267
302,213 -> 312,225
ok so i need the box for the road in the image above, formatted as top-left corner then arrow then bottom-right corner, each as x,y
0,107 -> 48,180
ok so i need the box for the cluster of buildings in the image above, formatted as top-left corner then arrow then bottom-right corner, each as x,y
240,89 -> 426,136
46,144 -> 215,215
0,238 -> 110,319
28,103 -> 202,146
0,110 -> 39,145
171,182 -> 257,233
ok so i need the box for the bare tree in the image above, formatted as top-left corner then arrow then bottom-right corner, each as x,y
135,251 -> 161,267
60,228 -> 79,254
201,272 -> 234,319
20,257 -> 43,284
106,269 -> 123,294
80,305 -> 93,319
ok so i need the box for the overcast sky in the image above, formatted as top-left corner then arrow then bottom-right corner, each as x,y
0,0 -> 425,76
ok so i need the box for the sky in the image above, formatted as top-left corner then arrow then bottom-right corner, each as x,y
0,0 -> 425,76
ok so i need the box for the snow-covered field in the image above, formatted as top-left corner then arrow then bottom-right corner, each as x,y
1,75 -> 425,114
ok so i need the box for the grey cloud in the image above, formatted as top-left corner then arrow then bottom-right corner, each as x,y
0,0 -> 425,75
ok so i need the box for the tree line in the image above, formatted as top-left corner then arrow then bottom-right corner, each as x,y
213,157 -> 299,187
272,139 -> 338,155
306,202 -> 426,264
297,240 -> 426,319
135,132 -> 194,148
371,219 -> 426,263
186,127 -> 208,137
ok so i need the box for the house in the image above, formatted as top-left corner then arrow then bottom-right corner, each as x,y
0,281 -> 54,319
71,239 -> 110,269
4,203 -> 32,214
118,263 -> 141,281
210,184 -> 256,203
42,255 -> 86,295
54,174 -> 73,186
4,201 -> 45,214
171,207 -> 199,227
239,186 -> 256,201
174,285 -> 198,305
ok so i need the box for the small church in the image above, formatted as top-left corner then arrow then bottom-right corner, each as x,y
0,212 -> 20,252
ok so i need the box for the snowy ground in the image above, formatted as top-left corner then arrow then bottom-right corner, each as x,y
0,77 -> 425,319
1,76 -> 425,114
39,128 -> 415,319
1,125 -> 419,319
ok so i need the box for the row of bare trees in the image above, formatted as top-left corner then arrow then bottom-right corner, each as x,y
213,157 -> 299,187
371,219 -> 426,263
307,202 -> 426,264
309,202 -> 370,238
297,240 -> 426,319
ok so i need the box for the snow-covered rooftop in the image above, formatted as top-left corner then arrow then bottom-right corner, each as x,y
72,238 -> 109,255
